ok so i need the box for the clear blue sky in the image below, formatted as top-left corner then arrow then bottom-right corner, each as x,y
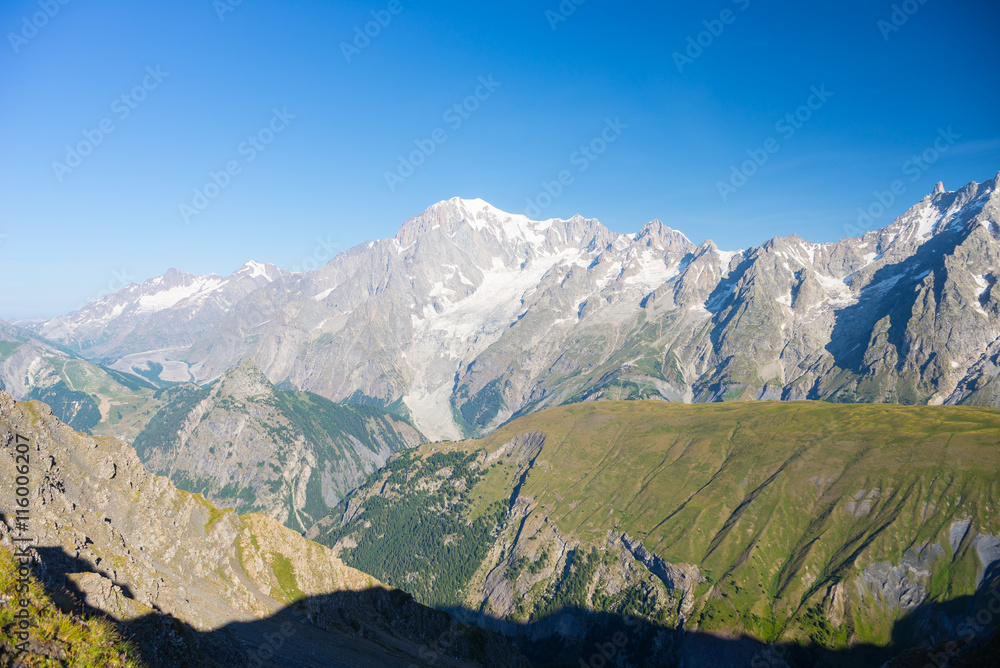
1,0 -> 998,318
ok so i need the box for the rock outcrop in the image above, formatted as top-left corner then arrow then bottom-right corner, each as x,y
132,359 -> 423,531
0,390 -> 526,667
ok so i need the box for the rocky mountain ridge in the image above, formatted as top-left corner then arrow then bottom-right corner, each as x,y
29,261 -> 288,382
0,318 -> 165,440
132,359 -> 423,531
0,390 -> 525,667
20,174 -> 1000,440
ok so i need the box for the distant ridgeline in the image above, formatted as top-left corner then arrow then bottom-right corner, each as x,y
18,178 -> 1000,445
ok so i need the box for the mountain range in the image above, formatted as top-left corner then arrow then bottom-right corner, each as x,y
5,389 -> 997,666
17,174 -> 1000,442
3,172 -> 1000,667
0,318 -> 165,440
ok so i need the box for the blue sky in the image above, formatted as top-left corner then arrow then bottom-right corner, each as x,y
1,0 -> 998,318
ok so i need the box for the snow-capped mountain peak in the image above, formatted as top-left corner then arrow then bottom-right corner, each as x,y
236,260 -> 279,281
19,172 -> 1000,440
398,197 -> 553,247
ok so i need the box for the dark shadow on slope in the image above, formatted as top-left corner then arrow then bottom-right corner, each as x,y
30,545 -> 137,601
825,229 -> 966,378
16,545 -> 1000,668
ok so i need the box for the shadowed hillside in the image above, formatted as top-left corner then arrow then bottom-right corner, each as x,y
3,542 -> 998,667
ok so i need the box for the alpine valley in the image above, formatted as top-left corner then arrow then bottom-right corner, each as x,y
2,173 -> 1000,667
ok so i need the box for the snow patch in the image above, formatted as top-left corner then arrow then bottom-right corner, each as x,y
449,197 -> 549,244
136,277 -> 225,313
240,260 -> 272,281
974,275 -> 990,299
688,303 -> 712,317
595,261 -> 624,290
624,250 -> 680,287
814,273 -> 856,308
974,275 -> 991,316
912,205 -> 940,241
716,249 -> 740,268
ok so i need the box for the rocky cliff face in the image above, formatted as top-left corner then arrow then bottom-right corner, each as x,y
0,390 -> 526,667
24,174 -> 1000,441
132,359 -> 423,532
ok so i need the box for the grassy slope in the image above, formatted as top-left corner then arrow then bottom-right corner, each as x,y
325,400 -> 1000,648
493,402 -> 998,636
54,359 -> 161,440
501,401 -> 997,561
16,353 -> 163,440
0,547 -> 142,667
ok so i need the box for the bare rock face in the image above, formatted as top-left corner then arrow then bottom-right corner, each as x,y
0,391 -> 527,667
24,174 -> 1000,441
0,390 -> 365,628
65,571 -> 151,621
620,534 -> 703,623
857,560 -> 933,612
216,357 -> 274,400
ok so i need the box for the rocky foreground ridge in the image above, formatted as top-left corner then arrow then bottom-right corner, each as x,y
0,391 -> 525,667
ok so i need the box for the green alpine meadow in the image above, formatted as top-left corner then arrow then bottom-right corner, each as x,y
317,400 -> 1000,666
